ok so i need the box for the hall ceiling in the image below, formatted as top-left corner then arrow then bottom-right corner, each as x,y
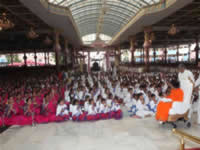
0,0 -> 57,52
48,0 -> 160,37
119,0 -> 200,49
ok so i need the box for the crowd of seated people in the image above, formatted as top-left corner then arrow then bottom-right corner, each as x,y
0,69 -> 123,127
123,69 -> 200,121
0,68 -> 199,127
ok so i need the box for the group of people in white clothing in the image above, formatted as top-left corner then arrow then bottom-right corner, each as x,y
1,65 -> 199,127
63,64 -> 200,124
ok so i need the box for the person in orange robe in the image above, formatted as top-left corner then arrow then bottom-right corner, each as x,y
156,80 -> 184,122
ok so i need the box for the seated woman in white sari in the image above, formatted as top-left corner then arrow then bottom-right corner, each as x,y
135,93 -> 154,118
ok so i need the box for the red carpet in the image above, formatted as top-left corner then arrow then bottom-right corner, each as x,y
185,148 -> 200,150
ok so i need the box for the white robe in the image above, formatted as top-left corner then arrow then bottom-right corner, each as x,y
174,70 -> 194,115
64,91 -> 70,102
111,103 -> 121,111
99,103 -> 106,113
72,105 -> 82,116
195,74 -> 200,124
69,104 -> 73,113
136,101 -> 153,118
78,91 -> 84,100
197,94 -> 200,124
106,99 -> 112,107
122,88 -> 128,99
84,101 -> 89,112
56,104 -> 69,116
96,101 -> 101,112
124,93 -> 133,108
88,105 -> 97,115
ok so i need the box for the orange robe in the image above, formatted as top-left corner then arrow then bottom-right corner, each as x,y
156,88 -> 183,122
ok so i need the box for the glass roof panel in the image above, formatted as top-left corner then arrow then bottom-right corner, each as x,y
48,0 -> 160,39
82,33 -> 112,44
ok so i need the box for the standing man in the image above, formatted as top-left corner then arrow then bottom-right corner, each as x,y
178,64 -> 195,117
195,73 -> 200,125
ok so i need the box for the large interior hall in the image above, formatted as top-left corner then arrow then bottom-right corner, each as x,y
0,0 -> 200,150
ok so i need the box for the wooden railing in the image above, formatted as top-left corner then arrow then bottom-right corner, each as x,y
173,129 -> 200,150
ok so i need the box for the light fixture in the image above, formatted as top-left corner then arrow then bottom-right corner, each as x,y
143,26 -> 153,48
27,27 -> 39,39
168,24 -> 178,36
0,13 -> 15,30
44,36 -> 52,45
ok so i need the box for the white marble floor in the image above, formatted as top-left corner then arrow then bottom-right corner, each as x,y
0,115 -> 200,150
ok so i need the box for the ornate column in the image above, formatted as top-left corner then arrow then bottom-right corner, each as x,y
118,47 -> 121,64
83,51 -> 86,64
143,26 -> 154,67
188,43 -> 191,62
140,49 -> 142,63
54,30 -> 61,71
164,47 -> 167,64
88,51 -> 90,73
113,48 -> 119,67
130,36 -> 136,64
142,48 -> 145,63
44,52 -> 47,65
80,56 -> 84,73
195,37 -> 199,65
176,45 -> 179,63
64,39 -> 68,67
23,52 -> 27,66
34,50 -> 37,66
105,51 -> 110,72
71,48 -> 75,67
75,50 -> 78,64
153,48 -> 156,62
10,53 -> 13,65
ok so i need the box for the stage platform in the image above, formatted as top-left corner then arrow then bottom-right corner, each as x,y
0,114 -> 200,150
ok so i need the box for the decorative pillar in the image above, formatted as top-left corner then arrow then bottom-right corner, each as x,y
80,56 -> 83,73
64,39 -> 68,67
142,48 -> 145,63
71,48 -> 75,67
54,30 -> 61,71
188,43 -> 191,62
88,51 -> 90,73
130,36 -> 136,64
48,52 -> 50,64
44,52 -> 47,65
114,48 -> 119,67
176,45 -> 179,63
75,50 -> 78,64
153,48 -> 156,62
143,26 -> 154,67
164,47 -> 167,64
195,37 -> 199,65
118,47 -> 121,64
34,51 -> 37,66
10,53 -> 13,65
140,49 -> 142,63
83,51 -> 86,64
106,51 -> 110,72
23,52 -> 27,66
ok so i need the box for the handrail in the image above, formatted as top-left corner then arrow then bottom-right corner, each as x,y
172,129 -> 200,150
173,129 -> 200,144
